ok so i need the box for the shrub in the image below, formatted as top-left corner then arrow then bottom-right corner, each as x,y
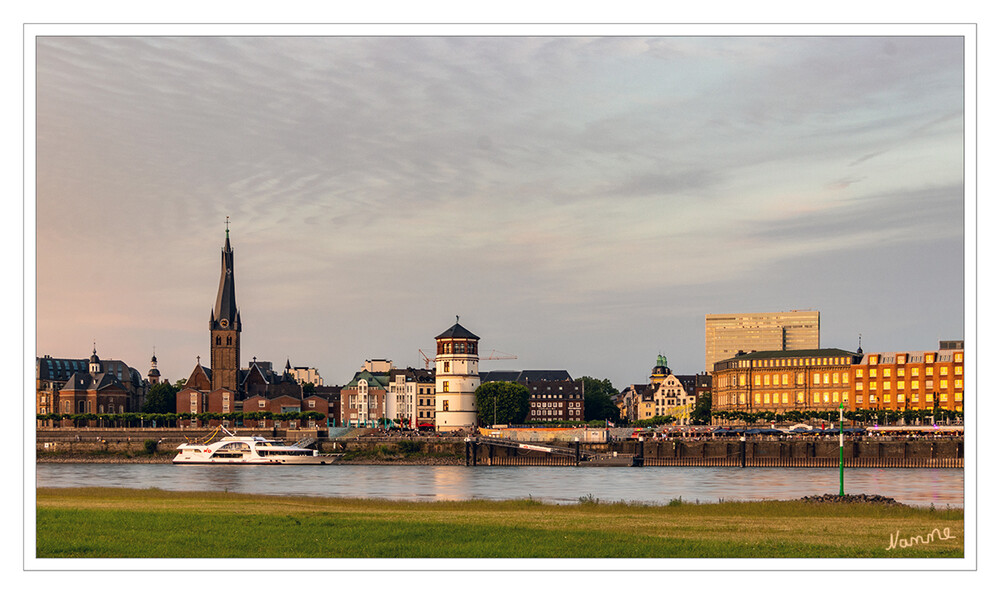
143,439 -> 158,455
397,440 -> 422,454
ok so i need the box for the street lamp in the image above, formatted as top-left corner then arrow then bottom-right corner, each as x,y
838,401 -> 845,497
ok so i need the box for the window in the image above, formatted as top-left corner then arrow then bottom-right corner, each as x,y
956,379 -> 963,389
882,368 -> 891,377
925,367 -> 933,376
869,355 -> 878,365
911,367 -> 919,376
797,392 -> 805,403
940,380 -> 948,389
855,369 -> 863,378
823,373 -> 830,385
823,392 -> 829,403
764,375 -> 770,386
955,353 -> 963,363
911,380 -> 919,390
259,400 -> 266,408
956,392 -> 963,402
216,336 -> 221,345
925,354 -> 934,364
896,381 -> 904,390
442,381 -> 449,392
956,366 -> 963,375
855,382 -> 863,391
812,394 -> 820,403
882,381 -> 890,390
841,372 -> 849,384
813,373 -> 820,383
856,394 -> 863,404
869,369 -> 877,378
760,394 -> 767,404
443,362 -> 450,373
755,375 -> 761,386
896,367 -> 905,377
442,400 -> 449,411
227,336 -> 232,346
308,400 -> 315,408
781,393 -> 788,404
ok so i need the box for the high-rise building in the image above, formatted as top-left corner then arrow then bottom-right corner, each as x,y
705,310 -> 820,372
434,317 -> 480,431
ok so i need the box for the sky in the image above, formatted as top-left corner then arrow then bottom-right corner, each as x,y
32,33 -> 968,391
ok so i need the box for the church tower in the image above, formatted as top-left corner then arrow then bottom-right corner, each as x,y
210,219 -> 241,393
434,316 -> 480,431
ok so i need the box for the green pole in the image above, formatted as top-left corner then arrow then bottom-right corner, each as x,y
838,402 -> 845,497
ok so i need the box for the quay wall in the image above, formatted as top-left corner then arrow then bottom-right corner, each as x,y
35,428 -> 963,468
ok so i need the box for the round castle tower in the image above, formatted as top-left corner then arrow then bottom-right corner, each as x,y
434,317 -> 480,431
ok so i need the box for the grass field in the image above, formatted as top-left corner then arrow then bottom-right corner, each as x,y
35,487 -> 963,558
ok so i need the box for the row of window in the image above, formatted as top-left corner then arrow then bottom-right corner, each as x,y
859,366 -> 962,378
738,356 -> 853,368
858,379 -> 963,391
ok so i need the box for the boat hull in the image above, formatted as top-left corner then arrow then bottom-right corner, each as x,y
171,456 -> 333,465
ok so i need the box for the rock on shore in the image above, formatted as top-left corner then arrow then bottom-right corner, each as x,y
799,493 -> 905,505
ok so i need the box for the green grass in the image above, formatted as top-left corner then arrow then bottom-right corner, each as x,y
36,487 -> 964,558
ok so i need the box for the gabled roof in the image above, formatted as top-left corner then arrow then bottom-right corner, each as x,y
435,321 -> 479,340
344,369 -> 389,389
479,370 -> 574,384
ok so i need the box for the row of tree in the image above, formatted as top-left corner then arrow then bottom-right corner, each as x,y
713,407 -> 964,426
472,377 -> 627,426
37,411 -> 327,428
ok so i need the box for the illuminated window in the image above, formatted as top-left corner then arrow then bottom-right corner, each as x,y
940,380 -> 948,389
782,374 -> 789,385
925,367 -> 933,376
832,392 -> 839,403
883,393 -> 890,403
911,367 -> 919,376
869,369 -> 877,378
882,381 -> 890,390
925,354 -> 934,364
882,368 -> 891,377
896,394 -> 904,402
896,368 -> 905,377
956,379 -> 963,389
911,380 -> 919,390
841,372 -> 849,384
823,373 -> 830,384
855,369 -> 863,378
956,366 -> 963,375
869,381 -> 876,390
813,373 -> 820,383
956,392 -> 963,401
856,394 -> 862,404
955,353 -> 963,363
797,392 -> 805,403
855,382 -> 863,391
443,400 -> 449,411
823,392 -> 829,403
896,354 -> 905,364
926,394 -> 934,402
442,381 -> 449,392
443,362 -> 450,373
869,355 -> 878,365
764,375 -> 770,386
781,393 -> 789,404
797,373 -> 805,384
912,394 -> 920,402
897,381 -> 904,390
812,394 -> 820,403
772,373 -> 779,385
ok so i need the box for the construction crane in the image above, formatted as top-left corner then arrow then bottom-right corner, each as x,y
418,348 -> 517,369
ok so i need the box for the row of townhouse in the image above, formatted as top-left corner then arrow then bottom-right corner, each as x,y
616,355 -> 712,424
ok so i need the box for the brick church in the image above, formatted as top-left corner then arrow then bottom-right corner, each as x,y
176,223 -> 332,429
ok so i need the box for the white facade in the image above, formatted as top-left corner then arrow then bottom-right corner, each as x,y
289,366 -> 324,386
434,321 -> 480,430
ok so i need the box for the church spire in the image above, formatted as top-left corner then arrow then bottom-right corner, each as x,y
212,220 -> 239,331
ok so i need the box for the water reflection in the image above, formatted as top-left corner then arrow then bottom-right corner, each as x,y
35,464 -> 964,508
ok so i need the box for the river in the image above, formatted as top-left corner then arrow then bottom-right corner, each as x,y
35,464 -> 964,508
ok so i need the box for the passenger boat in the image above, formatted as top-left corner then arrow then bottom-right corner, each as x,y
173,427 -> 333,465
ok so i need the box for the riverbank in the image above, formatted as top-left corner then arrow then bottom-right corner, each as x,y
35,487 -> 963,558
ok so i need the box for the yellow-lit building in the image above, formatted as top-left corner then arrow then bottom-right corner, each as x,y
849,346 -> 964,413
712,348 -> 862,415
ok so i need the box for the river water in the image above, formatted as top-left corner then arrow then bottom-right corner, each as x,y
35,464 -> 964,508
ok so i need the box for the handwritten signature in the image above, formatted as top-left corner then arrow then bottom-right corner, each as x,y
886,527 -> 957,550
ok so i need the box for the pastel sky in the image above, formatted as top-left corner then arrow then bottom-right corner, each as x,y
33,34 -> 966,390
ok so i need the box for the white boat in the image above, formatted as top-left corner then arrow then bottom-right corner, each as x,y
173,428 -> 333,465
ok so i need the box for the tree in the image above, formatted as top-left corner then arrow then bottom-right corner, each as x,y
579,376 -> 621,422
173,379 -> 187,390
302,382 -> 316,396
690,393 -> 712,425
143,382 -> 178,414
474,381 -> 530,426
